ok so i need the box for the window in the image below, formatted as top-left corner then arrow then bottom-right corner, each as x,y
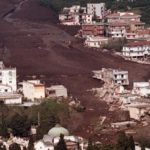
9,71 -> 12,76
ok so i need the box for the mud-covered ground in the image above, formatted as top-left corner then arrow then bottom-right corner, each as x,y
0,0 -> 150,143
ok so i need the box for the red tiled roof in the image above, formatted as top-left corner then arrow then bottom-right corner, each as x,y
107,12 -> 140,18
125,41 -> 150,47
107,22 -> 127,26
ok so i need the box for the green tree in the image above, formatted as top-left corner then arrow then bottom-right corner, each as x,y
9,143 -> 21,150
87,138 -> 94,150
55,134 -> 67,150
0,124 -> 8,137
28,136 -> 34,150
0,143 -> 6,150
8,114 -> 31,137
116,131 -> 130,150
128,136 -> 135,150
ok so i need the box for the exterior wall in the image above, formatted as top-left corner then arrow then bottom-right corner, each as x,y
34,86 -> 45,99
85,40 -> 100,48
106,25 -> 127,38
110,28 -> 126,38
85,36 -> 108,48
59,14 -> 67,21
47,86 -> 68,98
81,14 -> 93,24
61,14 -> 80,26
107,13 -> 141,23
0,69 -> 17,92
87,3 -> 105,19
4,96 -> 22,105
127,107 -> 145,120
112,70 -> 129,85
59,6 -> 88,25
23,82 -> 35,101
139,88 -> 150,97
82,24 -> 105,37
130,23 -> 144,31
0,85 -> 12,93
34,141 -> 54,150
84,14 -> 93,23
23,81 -> 45,101
122,45 -> 150,58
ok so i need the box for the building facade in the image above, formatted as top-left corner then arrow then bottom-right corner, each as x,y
23,80 -> 45,101
112,70 -> 129,85
46,85 -> 68,98
85,36 -> 108,48
122,41 -> 150,59
82,23 -> 105,37
0,61 -> 17,92
87,3 -> 106,19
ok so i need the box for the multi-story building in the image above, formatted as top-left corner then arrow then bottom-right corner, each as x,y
81,14 -> 93,24
122,41 -> 150,59
106,12 -> 145,38
0,61 -> 17,92
85,36 -> 108,48
93,68 -> 129,86
106,12 -> 141,23
106,22 -> 128,38
126,28 -> 150,40
87,3 -> 106,19
59,5 -> 88,25
112,70 -> 129,85
82,22 -> 105,37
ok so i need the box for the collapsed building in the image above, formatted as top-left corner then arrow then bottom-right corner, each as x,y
92,68 -> 150,122
93,68 -> 129,86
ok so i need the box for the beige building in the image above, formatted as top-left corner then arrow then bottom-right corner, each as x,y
23,80 -> 45,101
46,85 -> 68,98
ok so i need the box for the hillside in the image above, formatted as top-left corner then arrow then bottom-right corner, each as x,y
39,0 -> 150,24
0,0 -> 150,142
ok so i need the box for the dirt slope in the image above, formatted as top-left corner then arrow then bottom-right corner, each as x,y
0,0 -> 150,142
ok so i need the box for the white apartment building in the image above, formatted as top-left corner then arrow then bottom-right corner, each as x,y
122,41 -> 150,59
85,36 -> 108,48
112,70 -> 129,85
0,61 -> 17,92
23,80 -> 45,101
106,22 -> 127,38
87,3 -> 106,19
